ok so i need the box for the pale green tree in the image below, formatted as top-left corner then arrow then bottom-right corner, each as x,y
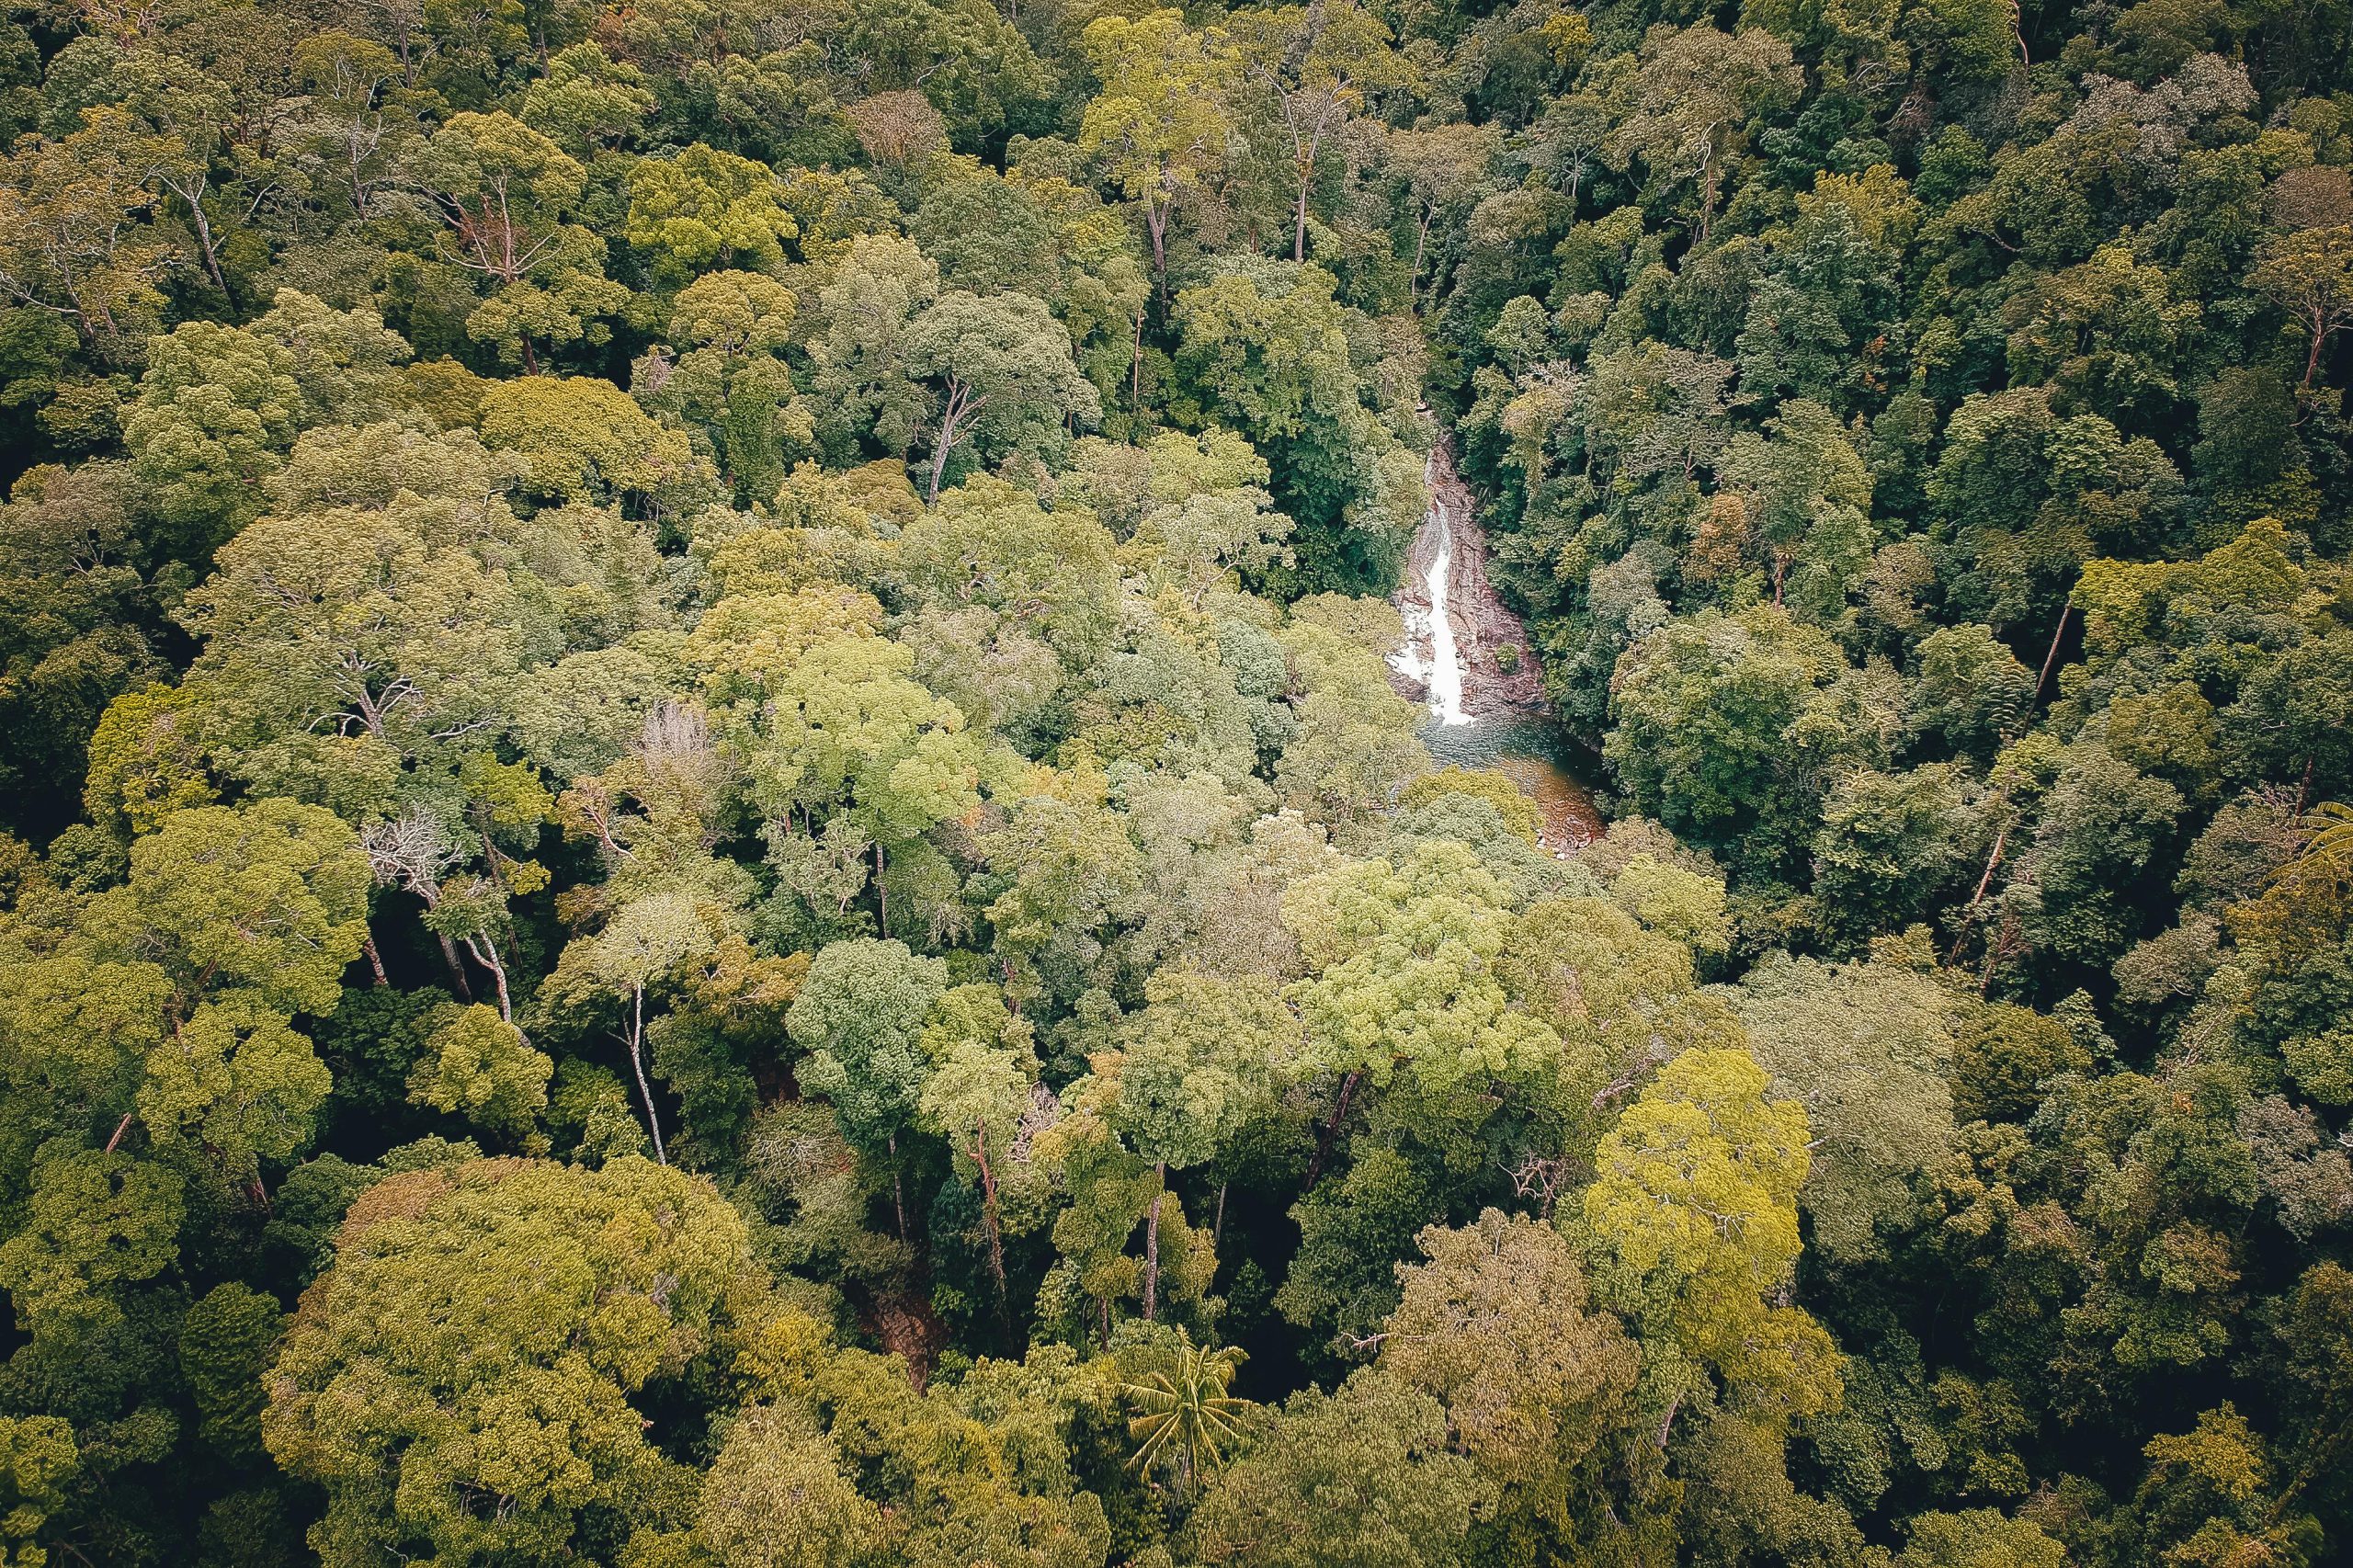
1228,3 -> 1417,262
1378,1210 -> 1639,1487
1184,1370 -> 1490,1568
1607,26 -> 1802,245
1077,10 -> 1237,297
697,1403 -> 881,1568
1584,1047 -> 1842,1445
406,1002 -> 554,1145
903,290 -> 1102,500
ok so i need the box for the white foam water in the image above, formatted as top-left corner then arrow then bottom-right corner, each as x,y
1423,501 -> 1470,726
1387,450 -> 1473,726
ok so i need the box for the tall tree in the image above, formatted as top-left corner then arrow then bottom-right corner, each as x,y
903,290 -> 1102,501
1229,3 -> 1415,263
1078,11 -> 1236,301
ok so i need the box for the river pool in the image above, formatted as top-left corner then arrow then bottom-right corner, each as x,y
1419,714 -> 1606,851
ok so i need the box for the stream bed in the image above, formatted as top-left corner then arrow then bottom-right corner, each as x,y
1389,437 -> 1605,852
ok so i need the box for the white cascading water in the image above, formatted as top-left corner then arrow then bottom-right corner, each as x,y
1424,501 -> 1470,725
1386,446 -> 1477,727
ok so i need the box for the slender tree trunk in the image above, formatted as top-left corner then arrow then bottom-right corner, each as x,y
181,187 -> 229,294
1131,305 -> 1147,409
1212,1179 -> 1228,1249
1302,1070 -> 1362,1191
1947,823 -> 2010,966
106,1112 -> 134,1153
972,1126 -> 1009,1313
1142,1163 -> 1165,1322
628,986 -> 667,1165
1408,210 -> 1431,308
888,1131 -> 908,1241
362,933 -> 390,986
1969,825 -> 2008,908
463,934 -> 513,1024
1147,198 -> 1170,303
927,385 -> 973,503
874,840 -> 887,937
1976,912 -> 2023,997
2034,603 -> 2073,701
435,932 -> 472,1000
1293,178 -> 1310,262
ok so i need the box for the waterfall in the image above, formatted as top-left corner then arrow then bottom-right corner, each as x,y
1384,433 -> 1604,850
1424,503 -> 1470,726
1385,445 -> 1476,728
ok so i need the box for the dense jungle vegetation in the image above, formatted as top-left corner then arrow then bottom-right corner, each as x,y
1,0 -> 2351,1561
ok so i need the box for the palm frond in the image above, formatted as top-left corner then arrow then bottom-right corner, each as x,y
2275,801 -> 2353,891
1117,1327 -> 1260,1487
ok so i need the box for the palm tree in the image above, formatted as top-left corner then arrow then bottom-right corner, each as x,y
1118,1328 -> 1256,1492
2276,801 -> 2353,890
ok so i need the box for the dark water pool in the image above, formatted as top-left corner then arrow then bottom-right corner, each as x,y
1417,714 -> 1606,850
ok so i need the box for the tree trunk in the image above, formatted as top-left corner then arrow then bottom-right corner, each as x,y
1212,1179 -> 1228,1249
628,986 -> 667,1165
362,933 -> 390,986
436,932 -> 473,1000
1147,197 -> 1170,302
927,431 -> 951,502
972,1126 -> 1009,1316
888,1131 -> 908,1241
1947,822 -> 2010,966
874,840 -> 887,937
926,384 -> 973,503
1131,304 -> 1146,408
2034,604 -> 2073,701
1293,179 -> 1311,262
1142,1163 -> 1165,1322
182,186 -> 229,294
1302,1070 -> 1362,1191
463,934 -> 513,1024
